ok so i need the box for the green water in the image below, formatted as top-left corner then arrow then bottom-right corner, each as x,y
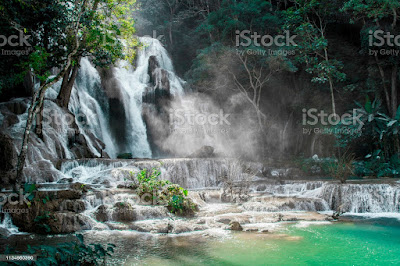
118,220 -> 400,265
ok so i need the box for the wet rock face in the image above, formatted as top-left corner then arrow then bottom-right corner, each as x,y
142,55 -> 173,157
0,227 -> 12,238
0,99 -> 28,129
147,55 -> 170,92
3,100 -> 28,115
3,184 -> 88,234
111,202 -> 136,222
0,133 -> 16,171
0,97 -> 106,184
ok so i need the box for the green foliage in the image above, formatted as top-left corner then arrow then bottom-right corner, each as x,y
283,0 -> 346,88
133,168 -> 170,200
197,0 -> 280,44
23,183 -> 37,201
33,211 -> 54,233
130,169 -> 198,216
341,0 -> 400,24
336,97 -> 400,161
354,151 -> 400,178
295,156 -> 336,176
4,234 -> 115,265
160,184 -> 197,216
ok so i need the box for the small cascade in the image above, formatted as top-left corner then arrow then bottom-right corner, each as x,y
319,183 -> 400,213
60,158 -> 260,189
254,180 -> 400,213
0,214 -> 20,236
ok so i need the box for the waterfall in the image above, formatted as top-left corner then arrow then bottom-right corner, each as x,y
69,36 -> 184,158
69,58 -> 117,158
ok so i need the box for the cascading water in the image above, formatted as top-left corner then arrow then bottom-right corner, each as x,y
252,180 -> 400,213
69,58 -> 117,158
4,37 -> 185,182
68,37 -> 184,158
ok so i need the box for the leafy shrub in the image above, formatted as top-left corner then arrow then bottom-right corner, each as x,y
130,169 -> 198,216
134,168 -> 170,199
160,184 -> 198,216
33,211 -> 55,233
353,151 -> 400,178
326,153 -> 355,183
4,234 -> 114,265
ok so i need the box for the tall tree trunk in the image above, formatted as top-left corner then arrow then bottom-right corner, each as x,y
375,55 -> 392,115
324,47 -> 336,116
391,64 -> 398,118
15,87 -> 47,190
35,102 -> 45,139
391,64 -> 399,155
23,70 -> 34,97
328,76 -> 336,116
56,58 -> 80,108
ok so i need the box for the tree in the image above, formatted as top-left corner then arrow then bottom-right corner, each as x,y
56,0 -> 138,109
283,0 -> 346,115
0,0 -> 137,189
0,0 -> 72,100
229,49 -> 282,138
342,0 -> 400,118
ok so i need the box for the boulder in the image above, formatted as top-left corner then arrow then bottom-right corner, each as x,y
111,202 -> 136,222
94,205 -> 108,222
46,212 -> 90,233
3,100 -> 28,115
229,221 -> 243,231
